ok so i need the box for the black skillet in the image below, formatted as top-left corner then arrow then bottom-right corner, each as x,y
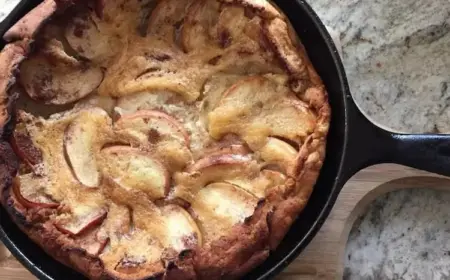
1,0 -> 450,279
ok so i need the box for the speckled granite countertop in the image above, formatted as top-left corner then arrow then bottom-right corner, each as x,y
309,0 -> 450,279
0,0 -> 20,23
1,0 -> 450,279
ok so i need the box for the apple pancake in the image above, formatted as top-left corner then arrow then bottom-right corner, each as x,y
0,0 -> 330,279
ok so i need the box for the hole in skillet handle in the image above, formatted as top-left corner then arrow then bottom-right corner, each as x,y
0,0 -> 39,47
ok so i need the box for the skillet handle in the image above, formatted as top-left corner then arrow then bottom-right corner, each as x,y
342,97 -> 450,180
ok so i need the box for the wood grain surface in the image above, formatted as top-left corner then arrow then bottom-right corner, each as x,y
1,164 -> 447,280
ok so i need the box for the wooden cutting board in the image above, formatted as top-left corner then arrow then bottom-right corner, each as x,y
0,164 -> 446,280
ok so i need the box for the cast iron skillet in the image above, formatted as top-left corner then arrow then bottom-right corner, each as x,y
1,0 -> 450,279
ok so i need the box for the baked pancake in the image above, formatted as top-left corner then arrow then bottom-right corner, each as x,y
0,0 -> 330,279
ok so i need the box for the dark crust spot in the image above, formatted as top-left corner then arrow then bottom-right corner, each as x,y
73,23 -> 85,38
181,232 -> 198,248
219,29 -> 232,48
148,53 -> 172,62
272,136 -> 300,150
178,249 -> 194,261
207,55 -> 222,65
94,0 -> 106,18
237,49 -> 253,56
136,67 -> 161,79
148,128 -> 161,144
244,7 -> 256,19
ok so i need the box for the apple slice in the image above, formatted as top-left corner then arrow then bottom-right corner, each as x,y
173,154 -> 261,202
78,226 -> 110,256
116,91 -> 184,114
96,203 -> 131,248
160,204 -> 202,251
186,153 -> 252,173
218,0 -> 281,19
100,146 -> 170,201
10,123 -> 42,166
20,40 -> 104,105
261,169 -> 288,187
259,137 -> 298,173
114,110 -> 192,171
64,108 -> 113,188
65,12 -> 121,63
200,74 -> 242,125
56,207 -> 107,236
97,34 -> 209,103
215,5 -> 249,48
226,169 -> 288,198
114,110 -> 189,147
190,182 -> 258,242
203,144 -> 250,158
74,95 -> 117,116
101,230 -> 165,280
208,76 -> 316,148
181,0 -> 221,52
100,202 -> 168,278
101,59 -> 205,104
12,174 -> 59,208
147,0 -> 192,42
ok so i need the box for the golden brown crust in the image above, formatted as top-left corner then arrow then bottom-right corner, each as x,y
0,0 -> 331,279
194,201 -> 270,279
0,41 -> 28,128
218,0 -> 281,19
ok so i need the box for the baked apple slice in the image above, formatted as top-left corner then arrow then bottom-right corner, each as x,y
100,202 -> 168,278
219,0 -> 281,19
259,137 -> 298,173
78,226 -> 110,256
208,76 -> 316,148
214,5 -> 249,48
12,174 -> 59,208
190,182 -> 258,242
203,144 -> 250,158
74,95 -> 117,115
65,12 -> 122,63
200,74 -> 242,125
116,91 -> 184,114
148,0 -> 192,42
186,153 -> 252,172
160,204 -> 202,252
114,110 -> 192,171
10,122 -> 42,167
181,0 -> 221,52
101,54 -> 206,103
101,230 -> 165,280
64,108 -> 113,188
114,110 -> 189,146
95,203 -> 131,252
20,40 -> 104,105
56,207 -> 107,236
261,169 -> 288,187
173,153 -> 261,201
100,146 -> 170,200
